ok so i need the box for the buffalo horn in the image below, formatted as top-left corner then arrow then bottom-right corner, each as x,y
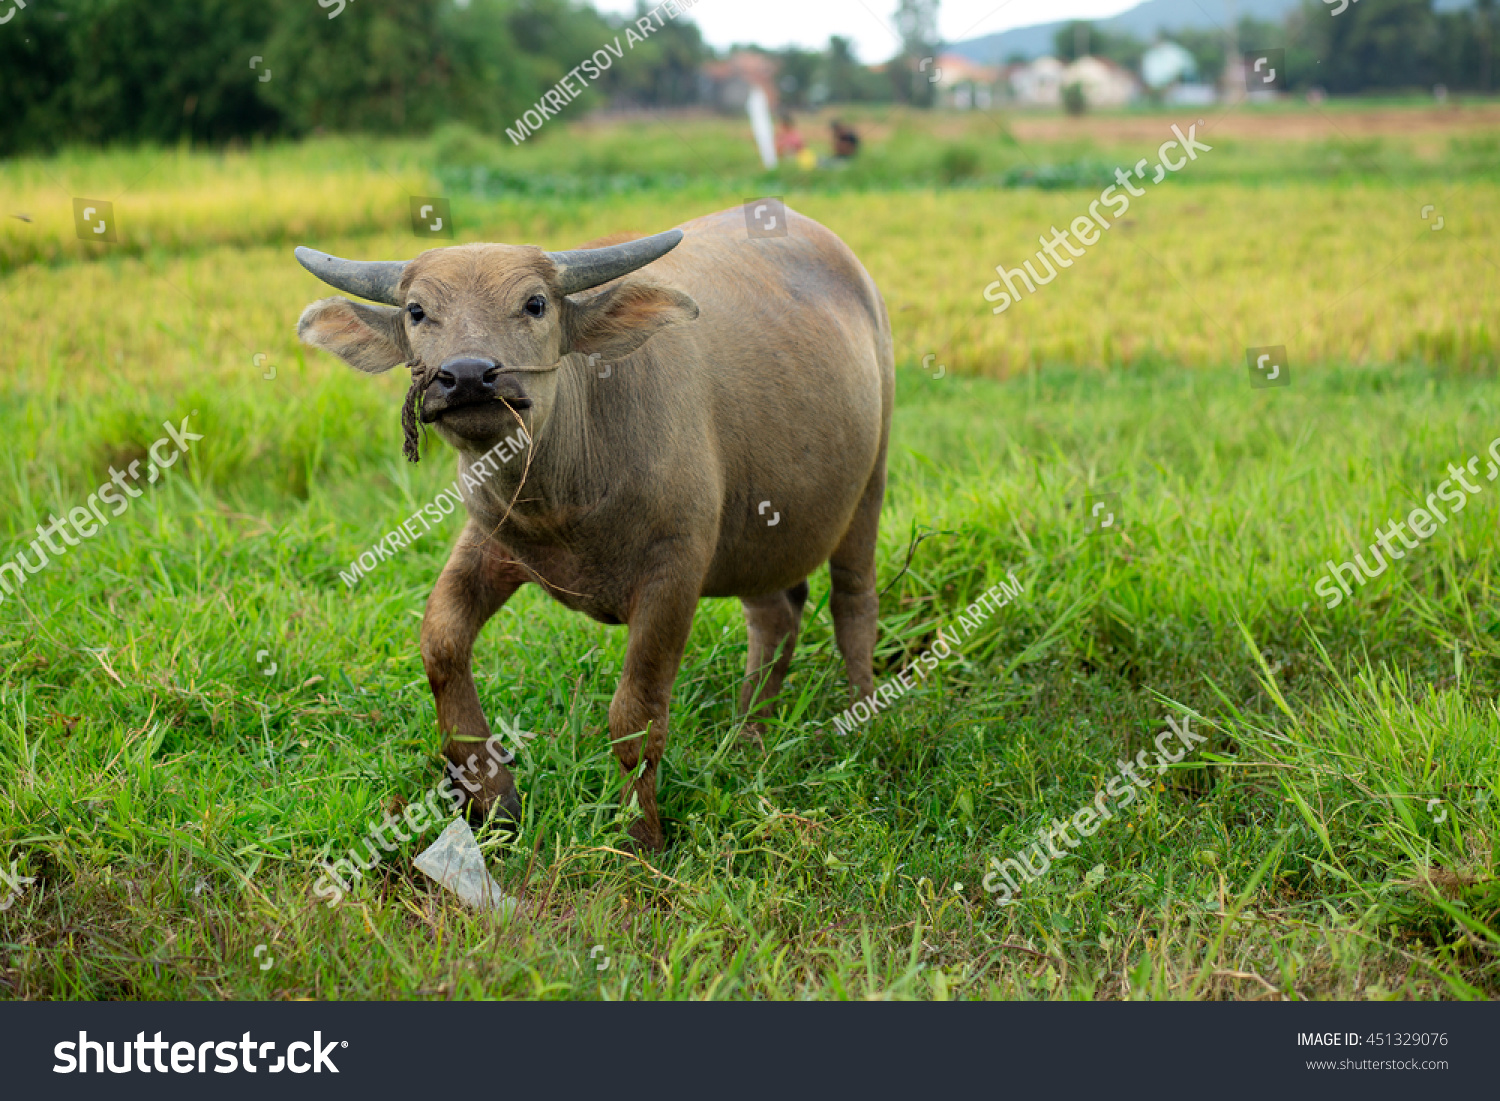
543,228 -> 684,296
294,247 -> 407,306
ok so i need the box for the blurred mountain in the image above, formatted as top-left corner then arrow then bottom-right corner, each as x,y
948,0 -> 1475,64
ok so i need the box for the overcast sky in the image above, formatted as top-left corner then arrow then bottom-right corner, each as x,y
595,0 -> 1144,62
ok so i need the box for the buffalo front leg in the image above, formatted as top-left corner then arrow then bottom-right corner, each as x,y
421,522 -> 529,822
610,579 -> 700,851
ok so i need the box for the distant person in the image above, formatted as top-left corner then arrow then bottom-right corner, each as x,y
830,119 -> 860,159
775,112 -> 806,157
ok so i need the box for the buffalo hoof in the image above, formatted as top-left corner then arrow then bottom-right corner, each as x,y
460,782 -> 522,830
468,792 -> 528,834
625,817 -> 667,853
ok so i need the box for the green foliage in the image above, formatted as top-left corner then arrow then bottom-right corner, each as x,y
1000,159 -> 1117,190
1287,0 -> 1500,92
0,0 -> 282,153
824,36 -> 890,104
774,47 -> 823,109
1062,82 -> 1088,117
1053,20 -> 1146,72
0,0 -> 702,153
3,344 -> 1498,998
763,37 -> 893,110
937,143 -> 981,183
261,0 -> 539,135
0,131 -> 1497,997
593,2 -> 707,107
1043,4 -> 1496,97
894,0 -> 940,108
5,0 -> 1496,160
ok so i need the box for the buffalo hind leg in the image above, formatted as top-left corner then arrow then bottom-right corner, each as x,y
421,522 -> 529,822
610,577 -> 700,851
739,579 -> 809,736
829,457 -> 886,703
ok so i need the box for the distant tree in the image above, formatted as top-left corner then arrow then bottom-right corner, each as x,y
1422,0 -> 1495,92
264,0 -> 475,133
595,1 -> 710,107
1477,0 -> 1495,91
261,0 -> 626,135
893,0 -> 940,107
775,47 -> 823,108
824,36 -> 891,103
1053,20 -> 1145,71
0,0 -> 282,152
0,0 -> 627,149
1174,16 -> 1281,89
503,0 -> 616,111
0,3 -> 86,154
824,36 -> 860,101
1293,0 -> 1445,93
1172,28 -> 1229,86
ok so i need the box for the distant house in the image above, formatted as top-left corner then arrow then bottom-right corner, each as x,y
1167,83 -> 1217,105
700,51 -> 779,114
1061,56 -> 1139,108
1008,56 -> 1066,107
1142,41 -> 1216,105
1141,41 -> 1197,90
932,52 -> 1001,109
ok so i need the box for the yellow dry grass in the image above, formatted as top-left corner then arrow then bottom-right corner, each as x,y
2,144 -> 1495,386
820,184 -> 1498,375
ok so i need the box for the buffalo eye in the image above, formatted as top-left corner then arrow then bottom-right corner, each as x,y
407,303 -> 425,323
524,295 -> 546,318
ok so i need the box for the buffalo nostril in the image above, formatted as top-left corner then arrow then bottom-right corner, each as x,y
482,367 -> 502,387
436,371 -> 458,389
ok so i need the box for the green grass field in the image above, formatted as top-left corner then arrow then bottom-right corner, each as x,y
1,104 -> 1497,999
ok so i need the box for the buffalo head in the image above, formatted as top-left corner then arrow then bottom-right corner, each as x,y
294,230 -> 699,450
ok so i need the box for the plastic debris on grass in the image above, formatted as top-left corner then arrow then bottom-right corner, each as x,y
414,818 -> 516,915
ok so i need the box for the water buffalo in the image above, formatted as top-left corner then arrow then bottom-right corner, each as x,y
295,204 -> 893,849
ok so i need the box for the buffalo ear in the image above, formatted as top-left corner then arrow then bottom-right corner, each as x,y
564,281 -> 699,362
297,297 -> 410,374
